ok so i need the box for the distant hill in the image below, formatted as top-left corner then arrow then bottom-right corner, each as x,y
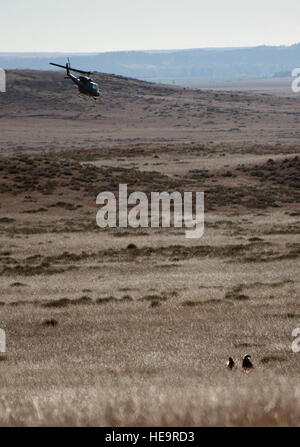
2,69 -> 300,153
1,44 -> 300,82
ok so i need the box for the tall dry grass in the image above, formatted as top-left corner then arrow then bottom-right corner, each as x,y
1,373 -> 300,426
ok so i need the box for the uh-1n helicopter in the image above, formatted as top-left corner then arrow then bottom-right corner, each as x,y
49,59 -> 100,100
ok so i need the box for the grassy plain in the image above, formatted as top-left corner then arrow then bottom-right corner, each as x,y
0,71 -> 299,425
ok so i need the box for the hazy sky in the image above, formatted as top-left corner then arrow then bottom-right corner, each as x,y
1,0 -> 299,52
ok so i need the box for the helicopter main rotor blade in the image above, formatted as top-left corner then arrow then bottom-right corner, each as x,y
49,62 -> 68,69
67,67 -> 91,75
49,62 -> 92,75
49,62 -> 91,75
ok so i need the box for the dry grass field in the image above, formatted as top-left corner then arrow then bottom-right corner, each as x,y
0,71 -> 299,426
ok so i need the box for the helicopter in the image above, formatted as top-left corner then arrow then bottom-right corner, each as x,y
49,59 -> 100,99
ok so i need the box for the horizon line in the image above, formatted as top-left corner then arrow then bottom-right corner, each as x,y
1,42 -> 300,55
